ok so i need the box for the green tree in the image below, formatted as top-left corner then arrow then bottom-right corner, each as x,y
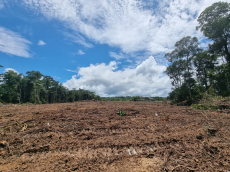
26,71 -> 44,103
42,76 -> 59,103
57,84 -> 68,103
165,36 -> 201,99
0,65 -> 3,68
164,59 -> 185,88
193,51 -> 217,89
20,76 -> 30,103
1,70 -> 22,103
196,2 -> 230,66
210,64 -> 230,96
0,69 -> 101,104
67,89 -> 75,102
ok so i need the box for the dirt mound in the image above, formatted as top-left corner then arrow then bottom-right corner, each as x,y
0,101 -> 230,171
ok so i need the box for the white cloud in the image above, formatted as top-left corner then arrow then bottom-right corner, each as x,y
63,56 -> 171,97
0,1 -> 4,9
66,69 -> 78,73
0,26 -> 31,58
5,68 -> 19,74
109,52 -> 126,60
53,76 -> 61,79
38,40 -> 46,46
20,0 -> 229,62
78,50 -> 85,55
64,32 -> 93,48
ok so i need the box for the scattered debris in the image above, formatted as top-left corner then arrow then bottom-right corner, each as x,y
0,126 -> 12,132
161,117 -> 169,121
0,141 -> 7,146
21,123 -> 27,132
0,102 -> 12,115
0,101 -> 229,171
127,149 -> 131,155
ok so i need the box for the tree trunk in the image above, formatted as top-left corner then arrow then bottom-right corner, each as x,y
223,40 -> 230,67
204,68 -> 208,89
187,56 -> 192,100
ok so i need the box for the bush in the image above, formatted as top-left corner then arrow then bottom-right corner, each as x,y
190,91 -> 223,110
117,110 -> 126,116
191,103 -> 217,110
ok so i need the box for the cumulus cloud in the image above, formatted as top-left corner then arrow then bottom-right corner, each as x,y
0,26 -> 31,58
4,68 -> 19,74
20,0 -> 229,61
63,56 -> 171,97
38,40 -> 46,46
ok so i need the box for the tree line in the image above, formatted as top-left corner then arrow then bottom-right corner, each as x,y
0,69 -> 100,104
101,96 -> 167,101
165,2 -> 230,103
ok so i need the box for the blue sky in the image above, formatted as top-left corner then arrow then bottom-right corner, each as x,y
0,0 -> 228,97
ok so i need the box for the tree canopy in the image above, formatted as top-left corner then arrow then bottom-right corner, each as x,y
165,2 -> 230,103
0,70 -> 101,104
165,36 -> 200,99
196,2 -> 230,66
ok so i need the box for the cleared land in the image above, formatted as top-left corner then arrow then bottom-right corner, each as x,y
0,101 -> 230,171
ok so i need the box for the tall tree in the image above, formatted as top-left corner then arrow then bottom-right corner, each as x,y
165,36 -> 201,99
196,2 -> 230,66
164,59 -> 185,88
1,70 -> 22,103
209,64 -> 230,96
42,76 -> 58,103
26,71 -> 44,103
193,51 -> 217,89
57,84 -> 68,103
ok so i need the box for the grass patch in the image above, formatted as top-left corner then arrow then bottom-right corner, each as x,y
191,93 -> 228,110
117,109 -> 126,116
191,103 -> 218,110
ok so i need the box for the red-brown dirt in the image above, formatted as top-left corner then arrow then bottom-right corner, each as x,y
0,101 -> 230,171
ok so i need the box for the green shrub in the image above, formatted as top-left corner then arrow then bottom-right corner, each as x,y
117,109 -> 126,116
191,103 -> 217,110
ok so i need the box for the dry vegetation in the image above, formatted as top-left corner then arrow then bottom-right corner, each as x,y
0,101 -> 230,171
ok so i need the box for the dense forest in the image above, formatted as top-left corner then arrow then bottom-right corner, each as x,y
101,96 -> 167,101
0,70 -> 100,104
165,1 -> 230,104
0,67 -> 166,104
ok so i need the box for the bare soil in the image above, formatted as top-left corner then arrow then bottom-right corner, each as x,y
0,101 -> 230,172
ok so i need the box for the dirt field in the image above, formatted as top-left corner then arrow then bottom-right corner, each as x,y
0,101 -> 230,172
